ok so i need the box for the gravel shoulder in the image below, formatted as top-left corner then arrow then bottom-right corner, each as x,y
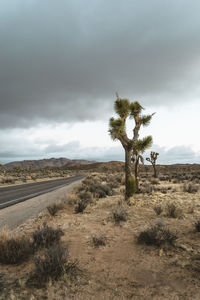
0,178 -> 83,230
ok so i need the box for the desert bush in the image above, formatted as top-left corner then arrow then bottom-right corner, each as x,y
182,183 -> 199,193
0,231 -> 33,264
91,233 -> 107,247
112,206 -> 127,224
79,191 -> 93,203
159,176 -> 168,181
2,177 -> 15,184
115,174 -> 123,183
137,225 -> 177,247
140,183 -> 153,194
34,245 -> 68,282
150,178 -> 159,185
47,202 -> 64,216
63,194 -> 77,205
74,200 -> 87,213
194,220 -> 200,232
32,222 -> 64,248
153,205 -> 163,216
108,180 -> 119,189
88,183 -> 112,198
165,203 -> 183,218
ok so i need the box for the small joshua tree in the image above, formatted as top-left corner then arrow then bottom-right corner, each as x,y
146,151 -> 159,178
132,136 -> 152,192
109,93 -> 154,202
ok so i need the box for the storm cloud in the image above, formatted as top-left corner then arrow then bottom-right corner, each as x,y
1,0 -> 200,128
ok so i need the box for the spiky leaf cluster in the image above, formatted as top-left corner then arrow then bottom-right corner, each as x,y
130,102 -> 143,118
134,136 -> 153,154
141,114 -> 154,127
109,95 -> 154,144
109,117 -> 125,140
114,98 -> 130,120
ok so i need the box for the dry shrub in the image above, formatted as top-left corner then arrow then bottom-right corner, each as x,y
47,202 -> 64,216
63,193 -> 77,205
2,177 -> 15,184
194,220 -> 200,232
92,233 -> 107,247
140,183 -> 153,194
0,229 -> 33,264
34,245 -> 68,282
153,205 -> 163,216
112,205 -> 127,224
150,178 -> 159,185
182,183 -> 199,193
82,176 -> 113,198
91,183 -> 112,198
165,203 -> 183,218
79,191 -> 93,203
32,222 -> 64,249
137,225 -> 177,247
74,200 -> 87,213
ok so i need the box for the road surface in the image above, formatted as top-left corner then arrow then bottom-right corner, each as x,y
0,175 -> 85,209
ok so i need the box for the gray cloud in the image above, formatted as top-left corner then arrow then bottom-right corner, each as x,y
146,145 -> 200,165
1,136 -> 199,165
1,0 -> 200,128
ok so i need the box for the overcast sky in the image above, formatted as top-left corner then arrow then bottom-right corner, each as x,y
1,0 -> 200,164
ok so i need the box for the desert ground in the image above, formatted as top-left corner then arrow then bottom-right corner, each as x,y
1,164 -> 200,299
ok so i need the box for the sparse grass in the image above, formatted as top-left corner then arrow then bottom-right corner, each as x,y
47,202 -> 64,216
91,233 -> 107,247
112,205 -> 127,224
32,222 -> 64,249
137,225 -> 177,247
0,229 -> 33,264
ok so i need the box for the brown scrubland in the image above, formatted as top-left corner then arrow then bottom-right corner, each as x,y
1,163 -> 200,299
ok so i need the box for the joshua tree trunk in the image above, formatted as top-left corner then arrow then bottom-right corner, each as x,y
125,148 -> 133,201
134,156 -> 139,193
153,164 -> 157,178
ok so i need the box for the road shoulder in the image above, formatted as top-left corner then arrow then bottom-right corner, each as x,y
0,178 -> 83,230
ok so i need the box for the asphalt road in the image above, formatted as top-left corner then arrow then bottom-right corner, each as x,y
0,175 -> 85,209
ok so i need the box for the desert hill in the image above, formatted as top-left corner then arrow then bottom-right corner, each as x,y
3,157 -> 96,170
62,161 -> 124,172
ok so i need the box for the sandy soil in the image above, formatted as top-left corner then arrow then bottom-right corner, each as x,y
1,175 -> 200,299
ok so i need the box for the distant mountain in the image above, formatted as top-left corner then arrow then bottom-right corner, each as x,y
3,157 -> 96,170
62,161 -> 125,172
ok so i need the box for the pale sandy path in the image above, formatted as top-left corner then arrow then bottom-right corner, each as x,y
0,178 -> 84,230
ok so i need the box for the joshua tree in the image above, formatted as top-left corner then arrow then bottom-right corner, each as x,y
132,136 -> 152,192
109,93 -> 154,202
146,151 -> 159,178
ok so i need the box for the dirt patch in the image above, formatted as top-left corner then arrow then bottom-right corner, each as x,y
1,172 -> 200,299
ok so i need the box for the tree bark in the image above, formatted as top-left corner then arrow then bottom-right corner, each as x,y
153,164 -> 157,178
134,156 -> 139,193
125,148 -> 133,202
